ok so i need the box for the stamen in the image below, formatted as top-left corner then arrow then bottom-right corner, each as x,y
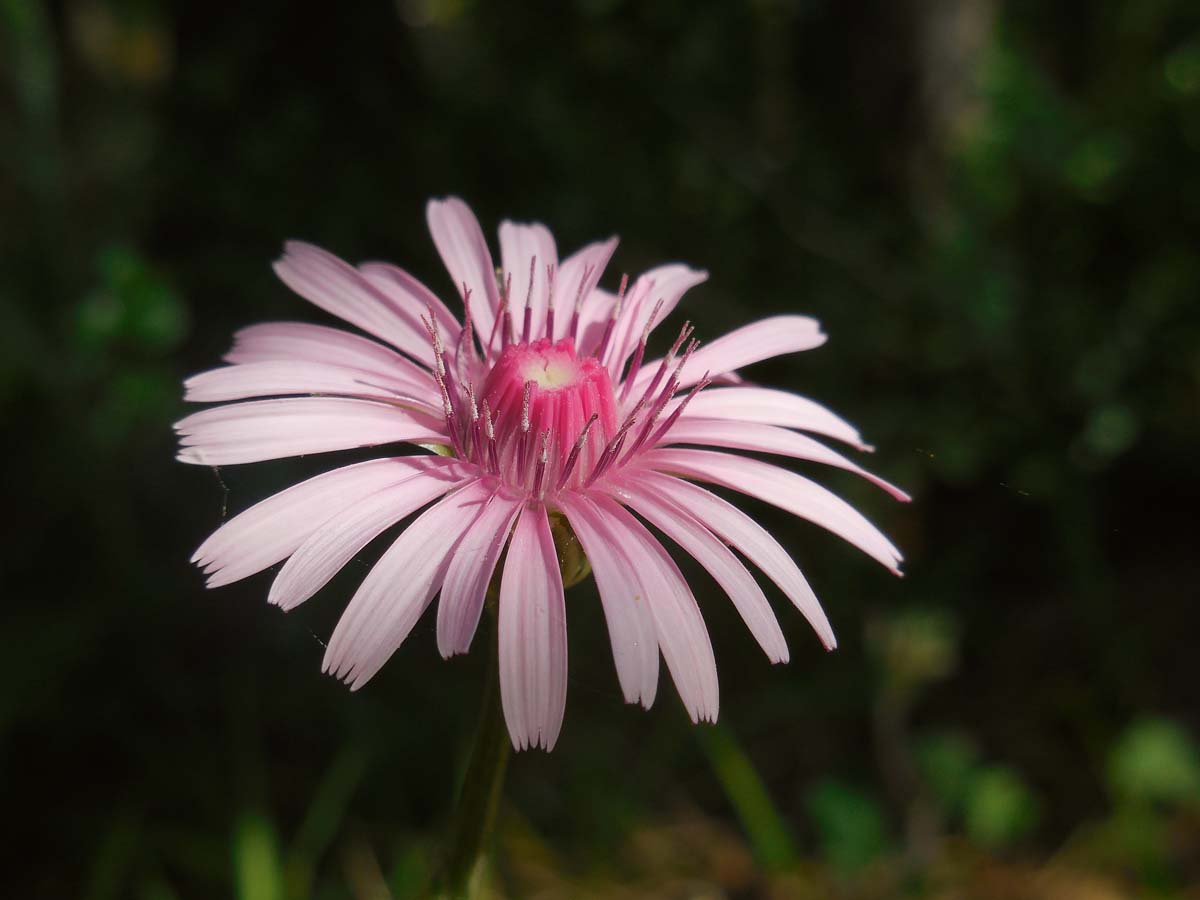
587,409 -> 640,486
516,380 -> 534,476
646,372 -> 712,450
618,296 -> 664,403
556,413 -> 599,491
627,321 -> 693,415
522,255 -> 537,343
481,399 -> 499,474
436,368 -> 464,458
568,263 -> 595,343
421,310 -> 465,458
622,340 -> 698,462
531,430 -> 550,498
544,263 -> 557,340
520,381 -> 532,434
499,272 -> 514,349
485,296 -> 508,362
464,382 -> 479,454
456,291 -> 477,386
592,273 -> 628,364
589,431 -> 628,485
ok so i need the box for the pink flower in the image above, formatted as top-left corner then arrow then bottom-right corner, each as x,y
178,197 -> 908,751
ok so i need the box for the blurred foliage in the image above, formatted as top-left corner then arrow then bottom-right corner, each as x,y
3,0 -> 1200,897
1107,717 -> 1200,809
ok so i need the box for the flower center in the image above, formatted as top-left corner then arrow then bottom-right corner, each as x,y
479,338 -> 618,492
518,346 -> 582,391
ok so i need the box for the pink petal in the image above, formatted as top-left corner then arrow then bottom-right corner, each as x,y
639,447 -> 904,575
426,197 -> 500,344
273,242 -> 431,358
580,493 -> 719,724
356,261 -> 460,339
436,489 -> 524,658
551,238 -> 618,342
322,479 -> 492,690
556,494 -> 659,707
672,386 -> 869,450
575,288 -> 617,355
657,417 -> 910,500
619,469 -> 836,650
175,397 -> 445,466
192,456 -> 460,588
499,221 -> 557,340
611,477 -> 789,663
499,504 -> 569,751
630,315 -> 826,394
224,322 -> 436,394
184,361 -> 436,407
605,264 -> 708,377
268,466 -> 471,611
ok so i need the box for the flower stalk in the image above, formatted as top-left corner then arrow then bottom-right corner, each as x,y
437,598 -> 510,900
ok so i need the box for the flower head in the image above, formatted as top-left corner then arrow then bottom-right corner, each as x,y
178,197 -> 908,750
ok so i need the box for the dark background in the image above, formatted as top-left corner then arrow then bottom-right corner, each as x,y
3,1 -> 1200,897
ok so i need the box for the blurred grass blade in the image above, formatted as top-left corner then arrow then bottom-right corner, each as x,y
84,812 -> 140,900
698,723 -> 798,870
286,746 -> 370,898
234,813 -> 283,900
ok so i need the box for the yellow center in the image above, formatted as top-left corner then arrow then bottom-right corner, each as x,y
521,356 -> 578,389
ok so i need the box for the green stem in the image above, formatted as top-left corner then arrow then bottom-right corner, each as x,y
437,610 -> 510,900
698,722 -> 798,871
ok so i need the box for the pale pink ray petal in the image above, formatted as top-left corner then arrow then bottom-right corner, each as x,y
619,468 -> 836,650
551,237 -> 618,342
606,264 -> 708,377
671,385 -> 870,450
611,478 -> 789,664
356,261 -> 460,338
657,417 -> 910,500
499,504 -> 569,751
499,221 -> 557,340
224,322 -> 436,394
184,361 -> 437,407
322,479 -> 493,690
639,447 -> 904,575
273,242 -> 431,358
586,494 -> 719,724
436,490 -> 524,658
576,288 -> 616,354
630,315 -> 826,395
268,466 -> 472,611
192,456 -> 463,588
426,197 -> 500,342
556,493 -> 659,708
175,397 -> 445,466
